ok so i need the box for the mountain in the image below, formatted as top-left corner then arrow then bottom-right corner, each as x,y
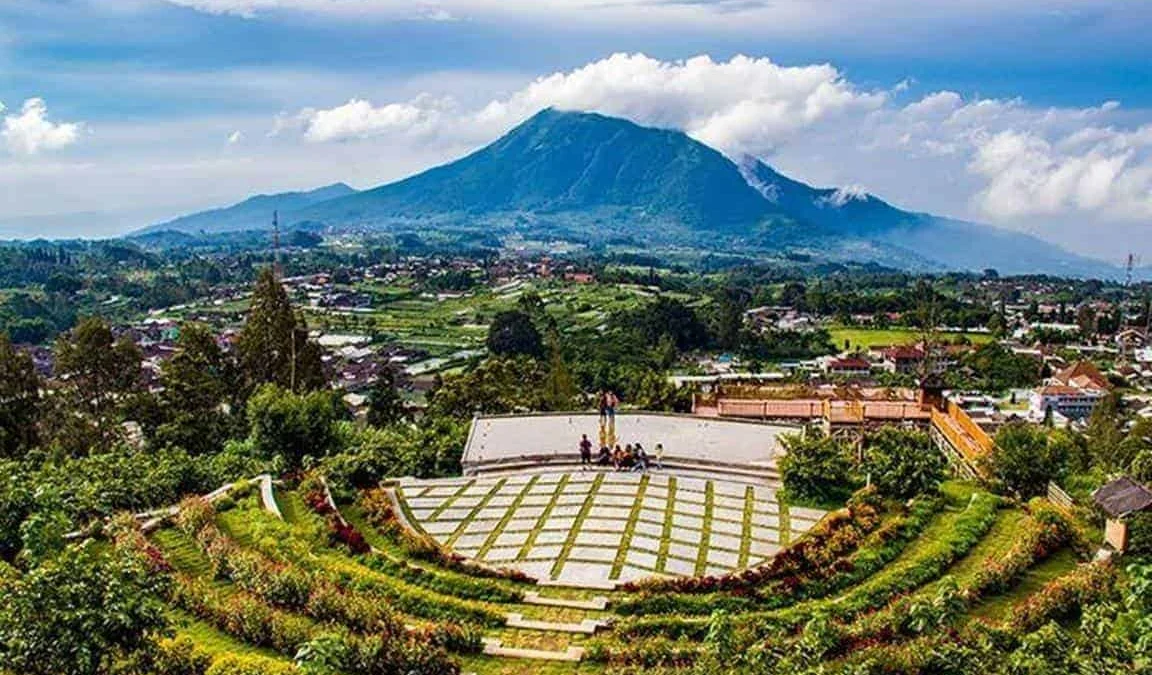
137,183 -> 357,235
297,109 -> 776,233
138,110 -> 1117,278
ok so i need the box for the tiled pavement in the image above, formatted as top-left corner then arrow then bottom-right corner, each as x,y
397,470 -> 824,588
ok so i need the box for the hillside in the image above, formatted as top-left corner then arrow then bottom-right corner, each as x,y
138,109 -> 1117,277
138,183 -> 357,235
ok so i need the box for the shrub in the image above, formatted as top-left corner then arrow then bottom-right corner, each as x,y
1005,561 -> 1118,632
150,636 -> 212,675
779,427 -> 857,504
176,496 -> 216,537
204,654 -> 299,675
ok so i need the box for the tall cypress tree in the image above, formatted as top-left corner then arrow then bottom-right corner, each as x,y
0,333 -> 41,459
237,268 -> 324,393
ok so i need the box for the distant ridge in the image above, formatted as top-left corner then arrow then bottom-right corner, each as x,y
136,183 -> 357,235
135,110 -> 1118,278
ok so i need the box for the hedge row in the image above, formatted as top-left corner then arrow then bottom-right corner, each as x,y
829,499 -> 1074,656
171,574 -> 461,675
597,492 -> 1000,661
177,495 -> 501,633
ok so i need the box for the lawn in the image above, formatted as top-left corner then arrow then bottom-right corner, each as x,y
830,327 -> 994,351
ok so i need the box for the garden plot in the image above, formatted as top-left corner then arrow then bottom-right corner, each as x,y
397,471 -> 823,588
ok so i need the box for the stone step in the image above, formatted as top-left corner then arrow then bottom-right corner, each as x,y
505,613 -> 606,634
481,638 -> 584,662
522,591 -> 609,611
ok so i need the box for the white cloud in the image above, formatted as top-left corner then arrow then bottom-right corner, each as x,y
969,126 -> 1152,221
227,130 -> 243,145
2,98 -> 84,156
821,184 -> 870,207
282,53 -> 1152,245
292,53 -> 885,158
297,95 -> 455,143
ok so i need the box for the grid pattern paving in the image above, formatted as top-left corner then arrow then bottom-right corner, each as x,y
398,470 -> 825,587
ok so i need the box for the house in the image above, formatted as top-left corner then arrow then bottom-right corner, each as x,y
881,346 -> 925,374
1093,476 -> 1152,553
1029,361 -> 1110,421
823,356 -> 872,378
1115,328 -> 1148,356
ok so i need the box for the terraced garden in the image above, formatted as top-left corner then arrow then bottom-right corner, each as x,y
117,468 -> 1122,675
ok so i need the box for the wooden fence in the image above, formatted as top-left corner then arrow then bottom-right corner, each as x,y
1047,481 -> 1076,510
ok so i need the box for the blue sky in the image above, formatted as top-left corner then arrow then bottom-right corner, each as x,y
1,0 -> 1150,262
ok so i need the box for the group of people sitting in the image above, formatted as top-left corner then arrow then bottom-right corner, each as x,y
578,434 -> 663,472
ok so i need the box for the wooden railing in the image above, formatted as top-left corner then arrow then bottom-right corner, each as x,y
946,401 -> 994,454
1047,481 -> 1075,510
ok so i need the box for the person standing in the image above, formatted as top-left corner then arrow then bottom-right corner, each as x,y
606,390 -> 619,420
653,443 -> 665,471
579,434 -> 593,469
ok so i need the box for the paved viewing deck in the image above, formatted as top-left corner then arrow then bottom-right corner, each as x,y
462,413 -> 795,477
398,470 -> 823,588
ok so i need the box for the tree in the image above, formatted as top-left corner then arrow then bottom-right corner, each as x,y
986,422 -> 1068,497
366,368 -> 407,428
861,427 -> 944,499
52,317 -> 143,454
1085,392 -> 1131,471
711,286 -> 751,351
0,541 -> 168,675
0,332 -> 41,458
236,268 -> 324,394
427,357 -> 549,418
486,310 -> 544,358
155,323 -> 239,455
541,331 -> 579,411
246,384 -> 343,470
779,427 -> 856,504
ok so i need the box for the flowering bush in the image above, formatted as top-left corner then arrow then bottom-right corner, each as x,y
1005,561 -> 1117,632
622,487 -> 885,597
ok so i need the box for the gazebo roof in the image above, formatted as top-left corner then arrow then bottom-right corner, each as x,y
1093,476 -> 1152,519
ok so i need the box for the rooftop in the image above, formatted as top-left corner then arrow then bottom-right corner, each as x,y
1093,476 -> 1152,518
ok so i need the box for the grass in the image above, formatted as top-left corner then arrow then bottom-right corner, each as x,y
830,327 -> 994,350
970,548 -> 1080,621
458,655 -> 603,675
170,610 -> 287,661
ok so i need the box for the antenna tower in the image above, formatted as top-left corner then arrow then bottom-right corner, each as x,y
272,210 -> 282,280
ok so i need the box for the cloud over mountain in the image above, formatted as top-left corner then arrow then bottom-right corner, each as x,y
284,52 -> 1152,239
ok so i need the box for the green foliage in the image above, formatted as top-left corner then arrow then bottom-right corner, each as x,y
0,332 -> 41,459
611,296 -> 709,352
364,368 -> 407,428
236,268 -> 324,394
426,356 -> 550,417
486,309 -> 544,357
0,541 -> 169,675
206,653 -> 299,675
50,316 -> 144,455
955,343 -> 1043,392
861,427 -> 944,500
155,322 -> 242,456
246,384 -> 343,470
780,427 -> 857,505
986,423 -> 1069,498
1127,511 -> 1152,556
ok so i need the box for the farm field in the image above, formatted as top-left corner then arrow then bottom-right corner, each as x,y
129,473 -> 1106,675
